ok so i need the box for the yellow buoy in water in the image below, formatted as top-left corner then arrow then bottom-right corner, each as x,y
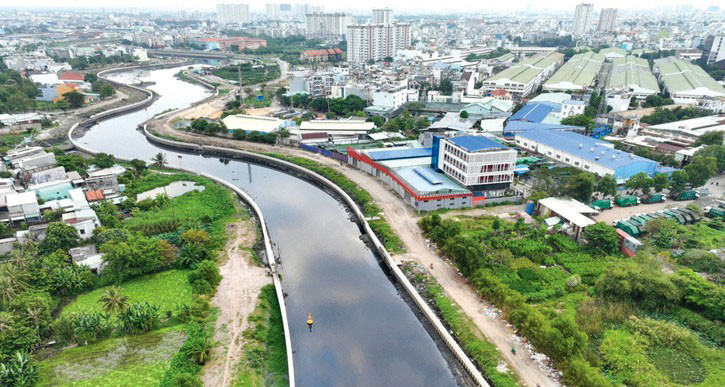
307,313 -> 314,331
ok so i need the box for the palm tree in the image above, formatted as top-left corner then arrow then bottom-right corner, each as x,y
99,287 -> 129,314
0,264 -> 29,305
151,152 -> 167,169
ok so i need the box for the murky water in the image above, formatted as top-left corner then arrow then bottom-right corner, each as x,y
79,67 -> 461,387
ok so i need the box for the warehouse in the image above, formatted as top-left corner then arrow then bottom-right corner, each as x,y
481,51 -> 564,97
221,114 -> 283,133
607,56 -> 660,98
515,128 -> 661,183
653,57 -> 725,103
543,52 -> 605,92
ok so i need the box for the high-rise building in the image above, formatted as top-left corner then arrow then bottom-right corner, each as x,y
305,12 -> 351,40
266,4 -> 280,19
597,8 -> 617,32
573,3 -> 593,36
266,3 -> 292,19
704,35 -> 725,65
372,8 -> 393,25
346,9 -> 411,63
347,23 -> 411,63
216,3 -> 249,25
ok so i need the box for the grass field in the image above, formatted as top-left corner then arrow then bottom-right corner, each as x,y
37,325 -> 186,387
232,285 -> 288,387
60,270 -> 193,318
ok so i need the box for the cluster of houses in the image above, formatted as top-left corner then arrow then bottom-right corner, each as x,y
0,146 -> 128,270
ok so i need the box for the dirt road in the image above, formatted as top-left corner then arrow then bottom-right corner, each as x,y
151,122 -> 560,387
202,221 -> 271,387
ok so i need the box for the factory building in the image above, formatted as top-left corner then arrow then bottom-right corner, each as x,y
543,52 -> 605,92
653,57 -> 725,105
481,51 -> 564,97
515,129 -> 664,183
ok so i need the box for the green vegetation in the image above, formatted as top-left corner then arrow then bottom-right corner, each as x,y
212,63 -> 281,86
640,106 -> 712,125
229,33 -> 342,64
1,168 -> 240,387
0,62 -> 41,113
403,262 -> 520,387
60,270 -> 193,318
0,133 -> 26,153
37,325 -> 187,387
231,285 -> 288,387
419,213 -> 724,387
465,48 -> 511,62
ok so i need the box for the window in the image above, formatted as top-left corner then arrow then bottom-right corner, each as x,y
584,165 -> 590,170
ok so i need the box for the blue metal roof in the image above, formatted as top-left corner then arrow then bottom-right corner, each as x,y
504,121 -> 581,133
396,166 -> 469,194
447,136 -> 508,152
367,147 -> 433,161
516,129 -> 659,176
509,102 -> 557,123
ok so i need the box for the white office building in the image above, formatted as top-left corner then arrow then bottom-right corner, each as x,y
573,3 -> 594,36
216,3 -> 250,25
305,12 -> 351,40
435,136 -> 517,197
597,8 -> 617,32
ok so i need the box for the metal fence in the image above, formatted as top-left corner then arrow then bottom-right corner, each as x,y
298,143 -> 348,162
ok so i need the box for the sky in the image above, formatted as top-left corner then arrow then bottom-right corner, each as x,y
4,0 -> 723,13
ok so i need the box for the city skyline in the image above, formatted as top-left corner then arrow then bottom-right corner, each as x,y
1,1 -> 722,13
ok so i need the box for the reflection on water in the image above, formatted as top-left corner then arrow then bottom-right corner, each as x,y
80,67 -> 461,387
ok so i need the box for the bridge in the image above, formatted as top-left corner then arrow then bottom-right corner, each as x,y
148,49 -> 252,61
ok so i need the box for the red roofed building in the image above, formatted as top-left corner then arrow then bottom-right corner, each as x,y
58,71 -> 85,82
301,48 -> 343,62
488,89 -> 512,101
85,189 -> 105,203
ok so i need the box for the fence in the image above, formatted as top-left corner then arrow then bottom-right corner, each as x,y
346,146 -> 473,203
298,143 -> 348,162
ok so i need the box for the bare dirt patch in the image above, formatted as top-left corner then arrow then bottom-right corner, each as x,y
202,221 -> 272,387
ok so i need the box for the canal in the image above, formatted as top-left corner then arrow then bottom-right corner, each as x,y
79,66 -> 462,387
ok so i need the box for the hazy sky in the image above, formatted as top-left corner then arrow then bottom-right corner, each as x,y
5,0 -> 723,12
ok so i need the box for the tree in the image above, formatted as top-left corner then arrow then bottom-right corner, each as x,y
151,152 -> 167,169
694,144 -> 725,173
583,222 -> 619,255
99,287 -> 129,314
596,175 -> 617,197
652,173 -> 670,192
625,172 -> 654,194
38,222 -> 80,255
91,153 -> 115,169
565,172 -> 595,202
646,217 -> 679,248
130,159 -> 148,175
459,110 -> 469,119
561,114 -> 596,133
684,156 -> 717,187
693,131 -> 723,146
0,264 -> 29,305
0,351 -> 38,387
100,236 -> 164,283
438,78 -> 453,95
83,73 -> 98,83
669,170 -> 689,193
596,262 -> 680,310
62,90 -> 85,108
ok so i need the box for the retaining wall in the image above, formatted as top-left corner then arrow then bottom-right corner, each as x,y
142,129 -> 491,387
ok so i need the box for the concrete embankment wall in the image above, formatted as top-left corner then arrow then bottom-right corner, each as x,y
143,130 -> 492,387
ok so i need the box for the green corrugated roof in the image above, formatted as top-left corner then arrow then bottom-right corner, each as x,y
486,51 -> 564,84
654,57 -> 725,95
607,55 -> 660,93
543,51 -> 605,89
599,47 -> 627,57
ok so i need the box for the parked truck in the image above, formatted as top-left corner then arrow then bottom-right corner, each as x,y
707,207 -> 725,218
616,220 -> 640,237
671,190 -> 699,201
641,193 -> 665,204
592,199 -> 613,210
616,195 -> 640,207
